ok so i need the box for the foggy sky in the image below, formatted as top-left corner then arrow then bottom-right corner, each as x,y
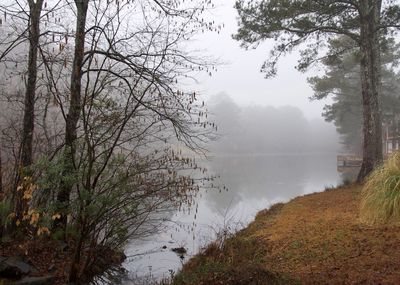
190,0 -> 331,120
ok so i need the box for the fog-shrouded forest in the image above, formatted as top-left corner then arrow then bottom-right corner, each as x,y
208,93 -> 341,155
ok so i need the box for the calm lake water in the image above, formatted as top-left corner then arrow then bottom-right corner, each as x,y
103,153 -> 344,284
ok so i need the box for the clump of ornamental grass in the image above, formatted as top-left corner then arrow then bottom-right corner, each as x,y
360,152 -> 400,225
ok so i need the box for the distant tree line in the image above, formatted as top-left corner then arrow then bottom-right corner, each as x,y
209,93 -> 340,155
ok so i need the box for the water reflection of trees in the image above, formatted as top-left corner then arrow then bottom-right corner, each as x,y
202,154 -> 340,213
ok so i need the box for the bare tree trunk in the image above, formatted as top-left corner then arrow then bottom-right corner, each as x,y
0,146 -> 3,238
0,146 -> 2,195
69,220 -> 85,283
14,0 -> 44,224
54,0 -> 89,237
357,0 -> 383,182
70,237 -> 84,283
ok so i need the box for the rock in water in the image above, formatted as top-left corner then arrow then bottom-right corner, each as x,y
171,247 -> 187,254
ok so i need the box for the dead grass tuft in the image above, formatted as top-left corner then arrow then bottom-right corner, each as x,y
360,152 -> 400,224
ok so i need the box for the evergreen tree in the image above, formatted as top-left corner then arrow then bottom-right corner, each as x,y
234,0 -> 400,181
309,36 -> 400,154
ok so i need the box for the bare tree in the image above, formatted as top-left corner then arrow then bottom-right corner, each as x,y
53,0 -> 218,230
0,0 -> 218,282
0,0 -> 67,228
53,0 -> 89,242
13,0 -> 45,227
0,149 -> 2,195
57,1 -> 217,281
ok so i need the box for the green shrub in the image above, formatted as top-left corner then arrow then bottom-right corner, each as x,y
360,152 -> 400,224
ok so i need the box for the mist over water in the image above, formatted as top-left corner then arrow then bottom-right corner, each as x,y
102,93 -> 346,284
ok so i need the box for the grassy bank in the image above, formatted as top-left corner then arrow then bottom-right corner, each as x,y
173,184 -> 400,284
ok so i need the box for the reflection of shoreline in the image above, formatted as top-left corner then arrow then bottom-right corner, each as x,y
204,153 -> 340,213
208,151 -> 340,159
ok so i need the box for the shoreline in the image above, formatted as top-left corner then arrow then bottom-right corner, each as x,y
172,183 -> 400,284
